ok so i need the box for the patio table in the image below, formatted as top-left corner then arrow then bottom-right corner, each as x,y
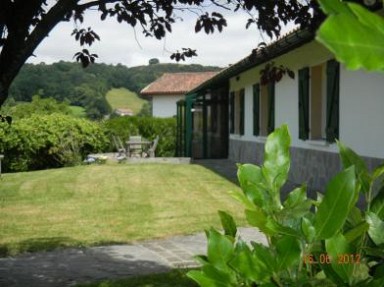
126,140 -> 151,157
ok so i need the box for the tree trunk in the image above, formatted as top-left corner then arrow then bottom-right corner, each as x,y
0,0 -> 77,107
0,82 -> 9,107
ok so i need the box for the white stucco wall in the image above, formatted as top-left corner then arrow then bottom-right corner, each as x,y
229,40 -> 384,159
339,68 -> 384,158
152,94 -> 184,118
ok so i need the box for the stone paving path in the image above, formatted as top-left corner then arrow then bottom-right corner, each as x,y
0,228 -> 266,287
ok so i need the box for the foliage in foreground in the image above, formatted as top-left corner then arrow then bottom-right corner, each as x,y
0,113 -> 108,172
188,125 -> 384,287
317,0 -> 384,72
104,116 -> 177,157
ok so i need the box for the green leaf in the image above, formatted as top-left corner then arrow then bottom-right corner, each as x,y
372,163 -> 384,182
325,233 -> 354,284
351,263 -> 370,284
245,208 -> 276,236
344,221 -> 369,243
237,163 -> 263,187
364,278 -> 384,287
201,264 -> 236,286
337,141 -> 371,193
187,270 -> 228,287
318,0 -> 351,14
279,201 -> 313,220
371,185 -> 384,220
228,189 -> 256,211
372,261 -> 384,280
314,166 -> 357,239
366,211 -> 384,246
283,186 -> 307,208
206,228 -> 235,270
251,242 -> 277,272
194,255 -> 209,265
229,240 -> 269,282
301,217 -> 316,242
218,210 -> 237,238
318,262 -> 345,286
262,124 -> 291,193
275,236 -> 301,270
347,206 -> 363,226
281,186 -> 313,219
237,164 -> 269,209
317,1 -> 384,71
265,219 -> 301,238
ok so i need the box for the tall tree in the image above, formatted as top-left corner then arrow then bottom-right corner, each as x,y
0,0 -> 320,107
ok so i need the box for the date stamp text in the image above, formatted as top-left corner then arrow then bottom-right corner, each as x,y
302,253 -> 361,265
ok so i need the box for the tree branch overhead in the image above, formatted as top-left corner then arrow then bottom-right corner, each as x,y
0,0 -> 320,106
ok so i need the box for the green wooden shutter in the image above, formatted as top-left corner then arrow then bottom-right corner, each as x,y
298,67 -> 310,140
229,91 -> 235,134
253,84 -> 260,136
326,60 -> 340,142
239,89 -> 245,135
185,94 -> 195,157
267,82 -> 275,134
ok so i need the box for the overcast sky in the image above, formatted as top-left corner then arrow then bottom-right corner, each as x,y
27,5 -> 273,68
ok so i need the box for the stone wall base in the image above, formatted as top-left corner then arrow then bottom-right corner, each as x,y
229,139 -> 383,192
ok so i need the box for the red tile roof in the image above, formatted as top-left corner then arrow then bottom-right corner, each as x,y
140,72 -> 219,96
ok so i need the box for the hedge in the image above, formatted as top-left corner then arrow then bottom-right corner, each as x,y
103,116 -> 177,157
0,113 -> 108,172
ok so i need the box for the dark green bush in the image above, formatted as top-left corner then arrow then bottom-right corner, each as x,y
104,116 -> 177,157
0,114 -> 108,172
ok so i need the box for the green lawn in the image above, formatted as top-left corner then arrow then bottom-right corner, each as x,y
0,163 -> 245,256
106,88 -> 147,114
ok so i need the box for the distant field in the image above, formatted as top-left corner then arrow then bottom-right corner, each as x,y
106,88 -> 147,115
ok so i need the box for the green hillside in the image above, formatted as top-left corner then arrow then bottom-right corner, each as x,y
8,61 -> 221,119
106,88 -> 147,115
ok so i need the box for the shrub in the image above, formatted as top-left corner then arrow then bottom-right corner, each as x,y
104,116 -> 177,157
2,95 -> 73,120
188,125 -> 384,287
0,114 -> 108,172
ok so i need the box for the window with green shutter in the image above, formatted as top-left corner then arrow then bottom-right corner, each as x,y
229,91 -> 235,134
326,59 -> 340,142
253,84 -> 260,136
297,60 -> 340,142
267,81 -> 275,134
298,67 -> 310,140
259,83 -> 273,136
239,89 -> 245,135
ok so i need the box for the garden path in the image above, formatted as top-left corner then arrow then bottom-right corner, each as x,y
0,227 -> 266,287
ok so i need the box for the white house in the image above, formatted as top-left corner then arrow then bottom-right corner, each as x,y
179,28 -> 384,191
140,72 -> 217,118
114,108 -> 134,116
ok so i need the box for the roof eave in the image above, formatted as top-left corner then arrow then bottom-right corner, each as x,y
188,28 -> 315,95
140,91 -> 187,96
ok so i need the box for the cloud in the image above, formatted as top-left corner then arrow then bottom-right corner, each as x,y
29,5 -> 267,68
